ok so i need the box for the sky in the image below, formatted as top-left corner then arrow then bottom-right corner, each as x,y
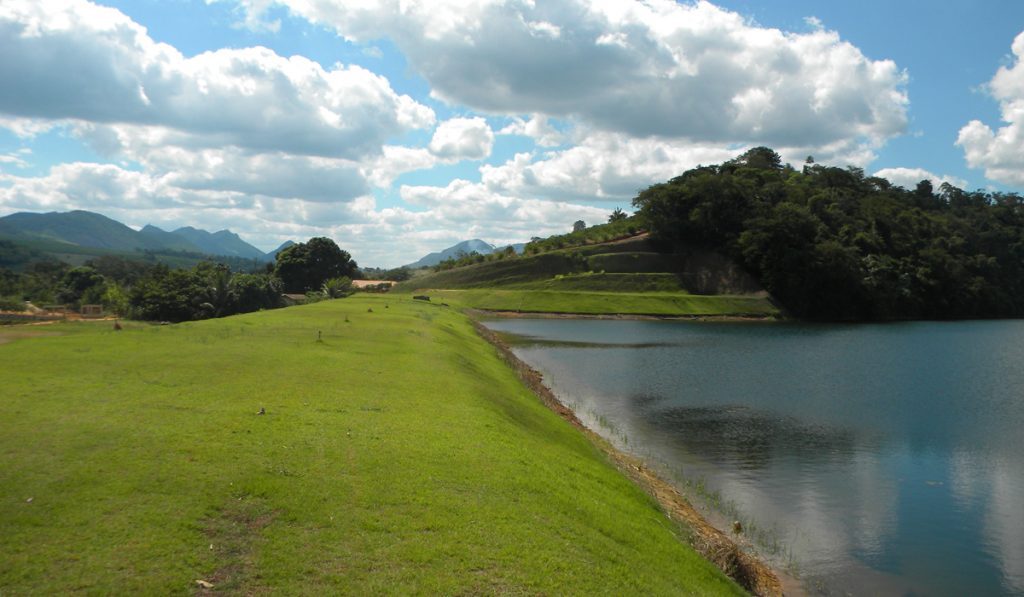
1,0 -> 1023,267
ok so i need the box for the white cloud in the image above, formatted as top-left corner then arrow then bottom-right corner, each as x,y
498,114 -> 565,147
0,148 -> 31,170
156,148 -> 369,202
0,0 -> 921,268
957,31 -> 1024,186
364,145 -> 438,188
244,0 -> 907,152
481,132 -> 738,202
872,167 -> 968,191
0,0 -> 457,264
428,117 -> 495,161
0,0 -> 435,158
0,160 -> 609,267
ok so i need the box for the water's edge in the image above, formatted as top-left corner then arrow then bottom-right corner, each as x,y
471,317 -> 795,597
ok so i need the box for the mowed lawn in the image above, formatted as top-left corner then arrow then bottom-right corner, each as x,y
422,288 -> 778,317
0,296 -> 744,595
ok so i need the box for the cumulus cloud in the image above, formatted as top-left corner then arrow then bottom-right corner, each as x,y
394,178 -> 610,259
363,145 -> 438,188
957,31 -> 1024,185
872,167 -> 968,191
428,117 -> 495,161
155,148 -> 369,202
0,160 -> 609,266
481,131 -> 738,201
0,0 -> 435,158
498,114 -> 565,147
241,0 -> 907,152
0,0 -> 458,260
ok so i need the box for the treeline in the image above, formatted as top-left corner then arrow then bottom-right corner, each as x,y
633,147 -> 1024,320
0,237 -> 361,322
430,213 -> 642,273
522,214 -> 641,255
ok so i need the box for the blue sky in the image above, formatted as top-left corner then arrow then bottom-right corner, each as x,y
1,0 -> 1023,267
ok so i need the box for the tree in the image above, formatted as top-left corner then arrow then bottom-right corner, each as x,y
608,208 -> 627,223
129,266 -> 207,322
572,220 -> 586,233
274,237 -> 358,293
195,262 -> 234,317
731,146 -> 783,171
229,273 -> 283,313
57,266 -> 106,307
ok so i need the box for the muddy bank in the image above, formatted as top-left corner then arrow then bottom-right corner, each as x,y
472,319 -> 795,597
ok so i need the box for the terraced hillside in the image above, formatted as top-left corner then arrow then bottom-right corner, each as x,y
396,235 -> 777,318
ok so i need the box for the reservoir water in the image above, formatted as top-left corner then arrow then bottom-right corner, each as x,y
483,318 -> 1024,596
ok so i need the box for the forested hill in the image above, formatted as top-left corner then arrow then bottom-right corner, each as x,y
633,147 -> 1024,321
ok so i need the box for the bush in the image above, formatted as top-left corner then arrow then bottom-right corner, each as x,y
0,296 -> 25,312
321,276 -> 353,299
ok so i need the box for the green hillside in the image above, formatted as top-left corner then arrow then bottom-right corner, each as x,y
397,234 -> 775,318
0,210 -> 168,252
0,235 -> 266,273
0,211 -> 272,268
0,298 -> 744,595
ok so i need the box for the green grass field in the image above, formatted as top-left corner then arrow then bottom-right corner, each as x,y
419,288 -> 778,317
0,297 -> 744,595
511,272 -> 687,293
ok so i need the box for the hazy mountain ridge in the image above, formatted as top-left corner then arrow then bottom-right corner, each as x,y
406,239 -> 526,269
0,210 -> 280,261
266,240 -> 296,261
168,226 -> 266,260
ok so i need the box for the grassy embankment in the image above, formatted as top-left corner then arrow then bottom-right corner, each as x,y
0,296 -> 744,595
425,288 -> 774,317
396,236 -> 778,318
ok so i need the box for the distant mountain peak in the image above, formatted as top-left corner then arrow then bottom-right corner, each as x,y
406,238 -> 501,269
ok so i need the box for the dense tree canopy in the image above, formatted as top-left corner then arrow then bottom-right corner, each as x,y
274,237 -> 358,293
129,263 -> 283,322
633,147 -> 1024,320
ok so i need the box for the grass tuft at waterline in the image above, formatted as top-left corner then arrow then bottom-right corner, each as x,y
0,296 -> 744,595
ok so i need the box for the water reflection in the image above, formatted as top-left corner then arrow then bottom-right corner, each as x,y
633,400 -> 861,470
485,318 -> 1024,596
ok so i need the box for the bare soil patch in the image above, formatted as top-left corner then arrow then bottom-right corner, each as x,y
0,330 -> 64,345
196,497 -> 276,596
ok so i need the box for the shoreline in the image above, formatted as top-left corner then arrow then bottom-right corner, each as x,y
465,308 -> 781,323
471,317 -> 798,597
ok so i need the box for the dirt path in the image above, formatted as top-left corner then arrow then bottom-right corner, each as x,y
0,330 -> 64,345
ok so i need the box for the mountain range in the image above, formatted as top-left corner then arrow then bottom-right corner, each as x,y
405,239 -> 526,269
0,209 -> 525,269
0,210 -> 283,261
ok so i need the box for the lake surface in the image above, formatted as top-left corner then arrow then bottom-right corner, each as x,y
483,318 -> 1024,596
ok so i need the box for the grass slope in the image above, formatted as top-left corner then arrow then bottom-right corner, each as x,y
397,235 -> 776,317
0,297 -> 743,595
426,288 -> 778,317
